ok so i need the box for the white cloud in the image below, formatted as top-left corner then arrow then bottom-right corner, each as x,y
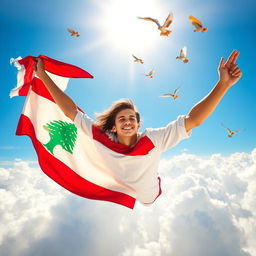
0,149 -> 255,256
0,160 -> 65,256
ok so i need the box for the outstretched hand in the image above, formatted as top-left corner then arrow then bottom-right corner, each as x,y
34,58 -> 45,77
218,50 -> 242,88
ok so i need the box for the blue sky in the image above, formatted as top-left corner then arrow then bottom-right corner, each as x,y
1,1 -> 256,256
0,0 -> 255,161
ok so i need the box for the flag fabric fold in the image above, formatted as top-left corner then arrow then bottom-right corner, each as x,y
11,55 -> 136,209
10,55 -> 93,98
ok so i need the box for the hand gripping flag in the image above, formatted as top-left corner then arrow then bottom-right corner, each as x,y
11,55 -> 136,209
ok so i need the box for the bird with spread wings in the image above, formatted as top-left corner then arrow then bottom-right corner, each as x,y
160,88 -> 180,100
132,55 -> 144,64
67,28 -> 80,37
189,16 -> 208,32
221,123 -> 245,138
138,13 -> 173,36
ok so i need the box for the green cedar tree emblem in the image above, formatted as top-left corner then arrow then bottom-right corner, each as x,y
43,120 -> 77,155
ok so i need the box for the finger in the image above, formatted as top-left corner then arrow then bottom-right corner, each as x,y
232,51 -> 240,64
33,60 -> 38,70
229,64 -> 239,72
232,70 -> 242,76
34,58 -> 42,71
232,71 -> 242,78
219,57 -> 225,69
226,50 -> 238,66
36,57 -> 41,64
230,66 -> 240,73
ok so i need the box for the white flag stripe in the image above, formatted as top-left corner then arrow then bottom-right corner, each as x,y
10,63 -> 26,98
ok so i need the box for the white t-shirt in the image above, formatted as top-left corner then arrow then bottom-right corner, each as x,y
74,111 -> 191,204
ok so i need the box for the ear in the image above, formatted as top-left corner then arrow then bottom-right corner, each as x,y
111,126 -> 117,132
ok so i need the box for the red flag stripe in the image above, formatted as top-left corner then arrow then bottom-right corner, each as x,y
18,55 -> 93,79
92,125 -> 155,156
14,55 -> 93,97
18,57 -> 35,96
38,55 -> 93,78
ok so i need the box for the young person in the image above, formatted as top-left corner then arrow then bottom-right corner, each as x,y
34,50 -> 242,205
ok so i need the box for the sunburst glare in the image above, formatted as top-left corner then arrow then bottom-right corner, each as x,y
96,0 -> 169,56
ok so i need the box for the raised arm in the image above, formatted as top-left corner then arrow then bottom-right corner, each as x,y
185,50 -> 242,132
34,58 -> 78,121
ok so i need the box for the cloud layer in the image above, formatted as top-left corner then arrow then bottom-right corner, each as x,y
1,149 -> 255,256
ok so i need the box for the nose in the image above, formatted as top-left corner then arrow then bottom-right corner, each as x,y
124,119 -> 131,125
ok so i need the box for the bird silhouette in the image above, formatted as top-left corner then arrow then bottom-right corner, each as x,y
145,70 -> 155,78
132,55 -> 144,64
176,46 -> 189,63
221,123 -> 244,138
138,13 -> 173,36
160,88 -> 180,100
67,28 -> 80,37
189,16 -> 208,32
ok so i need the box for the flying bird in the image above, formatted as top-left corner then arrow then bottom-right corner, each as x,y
138,13 -> 173,36
176,46 -> 189,63
160,88 -> 180,100
67,28 -> 80,37
132,55 -> 144,64
221,123 -> 244,138
145,70 -> 154,78
189,16 -> 208,32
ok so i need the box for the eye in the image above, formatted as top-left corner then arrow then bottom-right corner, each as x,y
118,118 -> 125,122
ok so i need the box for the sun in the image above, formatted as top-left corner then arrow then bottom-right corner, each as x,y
95,0 -> 169,56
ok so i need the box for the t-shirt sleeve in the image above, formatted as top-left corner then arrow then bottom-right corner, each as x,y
146,115 -> 191,152
73,110 -> 94,137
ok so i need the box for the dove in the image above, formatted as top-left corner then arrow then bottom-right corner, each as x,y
67,28 -> 80,37
176,46 -> 189,63
221,123 -> 244,138
189,16 -> 208,32
145,70 -> 154,78
138,13 -> 173,36
132,55 -> 144,64
160,88 -> 179,100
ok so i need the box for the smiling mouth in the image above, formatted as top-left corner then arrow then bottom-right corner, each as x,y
122,127 -> 133,130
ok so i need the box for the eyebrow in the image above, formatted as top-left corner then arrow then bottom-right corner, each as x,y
117,115 -> 136,119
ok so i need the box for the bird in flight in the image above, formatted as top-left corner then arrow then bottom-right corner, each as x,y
189,16 -> 208,32
145,70 -> 155,78
221,123 -> 244,138
160,88 -> 180,100
67,28 -> 80,37
132,55 -> 144,64
138,13 -> 173,36
176,46 -> 189,63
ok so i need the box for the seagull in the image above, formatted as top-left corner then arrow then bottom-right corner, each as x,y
132,55 -> 144,64
221,123 -> 244,138
138,13 -> 173,36
145,70 -> 154,78
160,88 -> 180,100
176,46 -> 189,63
67,28 -> 80,37
189,16 -> 208,32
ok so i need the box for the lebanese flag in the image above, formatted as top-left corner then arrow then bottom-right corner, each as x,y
11,55 -> 136,209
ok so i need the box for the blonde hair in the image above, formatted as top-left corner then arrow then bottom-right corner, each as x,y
95,99 -> 140,133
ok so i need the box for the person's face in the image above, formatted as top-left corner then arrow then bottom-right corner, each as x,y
111,109 -> 140,137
